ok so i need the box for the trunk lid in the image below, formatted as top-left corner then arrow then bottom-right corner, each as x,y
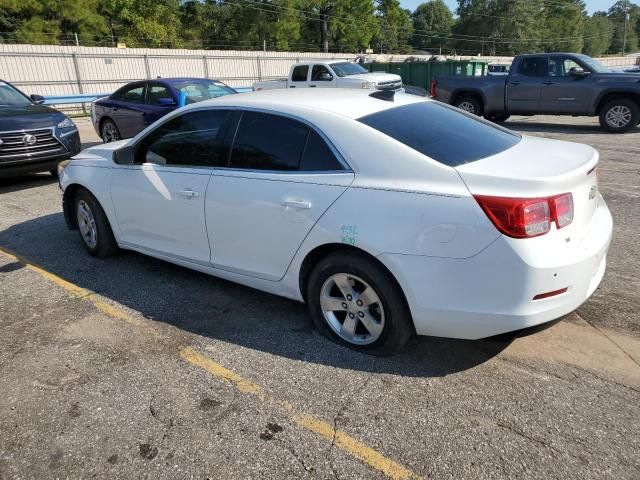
456,135 -> 599,240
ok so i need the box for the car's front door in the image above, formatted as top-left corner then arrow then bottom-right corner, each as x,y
539,57 -> 593,114
506,56 -> 547,113
206,111 -> 354,281
309,64 -> 336,88
111,109 -> 233,264
143,82 -> 177,128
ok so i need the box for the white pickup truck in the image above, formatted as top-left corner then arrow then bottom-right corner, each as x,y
254,60 -> 403,92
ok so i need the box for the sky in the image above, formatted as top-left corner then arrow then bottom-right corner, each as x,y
399,0 -> 620,15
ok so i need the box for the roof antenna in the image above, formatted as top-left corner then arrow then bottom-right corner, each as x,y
369,90 -> 395,101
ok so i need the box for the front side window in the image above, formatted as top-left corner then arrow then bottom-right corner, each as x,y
230,112 -> 309,171
548,57 -> 581,77
291,66 -> 309,82
358,101 -> 521,167
518,57 -> 548,77
146,84 -> 174,105
311,65 -> 333,81
135,110 -> 232,167
122,85 -> 146,104
0,81 -> 31,106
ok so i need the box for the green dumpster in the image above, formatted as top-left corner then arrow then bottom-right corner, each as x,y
366,60 -> 487,90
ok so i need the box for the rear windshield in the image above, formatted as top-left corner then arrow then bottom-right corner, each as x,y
358,101 -> 521,167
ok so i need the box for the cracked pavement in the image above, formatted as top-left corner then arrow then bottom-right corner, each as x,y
0,116 -> 639,479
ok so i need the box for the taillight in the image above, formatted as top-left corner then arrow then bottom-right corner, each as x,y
474,193 -> 573,239
550,193 -> 573,229
430,80 -> 437,97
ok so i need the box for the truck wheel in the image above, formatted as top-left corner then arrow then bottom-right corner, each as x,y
484,113 -> 510,124
599,99 -> 639,133
454,96 -> 482,116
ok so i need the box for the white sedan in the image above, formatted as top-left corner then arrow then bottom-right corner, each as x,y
59,89 -> 612,355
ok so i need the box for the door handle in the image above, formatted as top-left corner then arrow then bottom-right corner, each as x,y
309,85 -> 317,88
509,81 -> 520,86
543,81 -> 554,85
113,107 -> 119,111
282,199 -> 311,209
178,189 -> 200,198
289,85 -> 296,88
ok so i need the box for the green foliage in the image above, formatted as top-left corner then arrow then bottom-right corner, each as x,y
0,0 -> 639,55
411,0 -> 453,52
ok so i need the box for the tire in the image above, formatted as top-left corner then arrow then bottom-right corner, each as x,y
74,189 -> 119,258
306,252 -> 414,356
484,112 -> 510,123
454,96 -> 483,116
101,118 -> 121,143
598,98 -> 639,133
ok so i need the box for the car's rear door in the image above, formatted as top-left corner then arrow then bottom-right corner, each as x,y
288,65 -> 310,88
111,109 -> 233,264
506,56 -> 546,113
205,110 -> 354,281
111,82 -> 148,138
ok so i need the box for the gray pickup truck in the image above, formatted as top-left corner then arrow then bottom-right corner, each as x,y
432,52 -> 640,133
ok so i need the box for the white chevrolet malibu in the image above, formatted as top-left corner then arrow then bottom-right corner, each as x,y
59,89 -> 612,355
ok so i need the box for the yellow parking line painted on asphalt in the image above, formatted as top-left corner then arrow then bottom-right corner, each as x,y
0,245 -> 90,298
0,245 -> 143,327
180,347 -> 422,480
0,245 -> 420,479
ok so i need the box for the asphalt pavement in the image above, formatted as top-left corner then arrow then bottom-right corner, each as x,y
0,116 -> 639,479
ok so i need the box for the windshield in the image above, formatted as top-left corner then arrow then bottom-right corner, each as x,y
0,81 -> 32,107
331,62 -> 369,77
577,55 -> 609,73
171,81 -> 236,104
358,101 -> 521,167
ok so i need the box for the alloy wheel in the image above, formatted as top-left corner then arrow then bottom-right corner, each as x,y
102,122 -> 119,143
605,105 -> 632,129
457,101 -> 476,114
319,273 -> 385,346
77,200 -> 98,249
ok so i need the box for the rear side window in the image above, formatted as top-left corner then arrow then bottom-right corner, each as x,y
230,112 -> 309,171
518,57 -> 548,77
291,66 -> 309,82
358,102 -> 520,167
300,130 -> 343,171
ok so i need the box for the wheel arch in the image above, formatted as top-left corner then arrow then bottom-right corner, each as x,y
297,243 -> 414,330
594,90 -> 640,115
62,183 -> 101,231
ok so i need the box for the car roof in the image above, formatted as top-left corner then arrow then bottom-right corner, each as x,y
185,88 -> 428,120
158,77 -> 225,83
292,59 -> 354,66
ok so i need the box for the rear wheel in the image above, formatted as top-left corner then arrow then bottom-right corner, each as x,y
101,119 -> 120,143
599,98 -> 639,133
454,96 -> 483,116
307,252 -> 413,356
75,189 -> 119,258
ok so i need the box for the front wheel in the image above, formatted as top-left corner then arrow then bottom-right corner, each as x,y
306,252 -> 413,356
599,99 -> 639,133
75,189 -> 119,258
454,96 -> 483,116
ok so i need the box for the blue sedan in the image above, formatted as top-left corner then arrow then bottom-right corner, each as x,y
91,78 -> 237,142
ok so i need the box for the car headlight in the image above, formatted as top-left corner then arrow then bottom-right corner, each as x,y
57,117 -> 76,129
57,159 -> 71,178
361,81 -> 376,89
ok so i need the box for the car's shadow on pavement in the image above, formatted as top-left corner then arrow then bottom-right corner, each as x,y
0,173 -> 58,193
1,212 -> 513,377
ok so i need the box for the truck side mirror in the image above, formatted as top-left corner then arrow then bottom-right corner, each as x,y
569,67 -> 588,77
319,72 -> 333,81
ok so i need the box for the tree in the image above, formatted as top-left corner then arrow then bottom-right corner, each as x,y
542,0 -> 586,53
373,0 -> 412,53
411,0 -> 453,53
583,12 -> 612,57
607,0 -> 639,54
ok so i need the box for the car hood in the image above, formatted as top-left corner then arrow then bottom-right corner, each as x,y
71,139 -> 129,165
345,72 -> 402,84
595,72 -> 640,82
0,104 -> 65,131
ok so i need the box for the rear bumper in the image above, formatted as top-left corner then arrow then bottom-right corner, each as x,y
379,195 -> 613,339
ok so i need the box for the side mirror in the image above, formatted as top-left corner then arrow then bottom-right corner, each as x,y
319,72 -> 333,81
112,145 -> 135,165
157,97 -> 177,106
30,94 -> 45,104
569,66 -> 588,77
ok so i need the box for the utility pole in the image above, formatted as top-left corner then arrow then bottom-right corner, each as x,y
622,0 -> 628,55
74,32 -> 79,47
